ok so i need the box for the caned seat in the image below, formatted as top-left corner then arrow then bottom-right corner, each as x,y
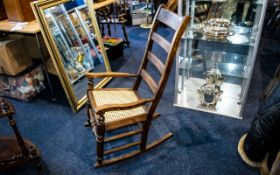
89,89 -> 146,124
85,4 -> 190,168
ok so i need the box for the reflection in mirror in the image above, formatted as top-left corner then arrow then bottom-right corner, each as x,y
32,0 -> 111,111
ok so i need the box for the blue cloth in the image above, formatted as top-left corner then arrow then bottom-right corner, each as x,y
63,0 -> 85,11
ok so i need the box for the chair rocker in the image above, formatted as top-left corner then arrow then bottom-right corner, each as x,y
85,5 -> 190,168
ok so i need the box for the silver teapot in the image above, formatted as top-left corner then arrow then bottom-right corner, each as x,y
198,83 -> 223,107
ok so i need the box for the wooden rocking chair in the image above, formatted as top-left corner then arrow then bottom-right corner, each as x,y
85,5 -> 190,168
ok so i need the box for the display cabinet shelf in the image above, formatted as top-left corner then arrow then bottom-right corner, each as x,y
183,34 -> 256,47
174,0 -> 268,118
192,0 -> 264,5
178,49 -> 248,79
175,76 -> 243,118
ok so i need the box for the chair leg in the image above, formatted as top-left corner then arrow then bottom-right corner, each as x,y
121,23 -> 130,47
84,102 -> 92,127
96,116 -> 105,166
140,120 -> 152,151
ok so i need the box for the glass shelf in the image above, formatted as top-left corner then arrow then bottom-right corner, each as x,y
195,0 -> 264,5
183,25 -> 258,47
175,76 -> 243,118
178,49 -> 248,79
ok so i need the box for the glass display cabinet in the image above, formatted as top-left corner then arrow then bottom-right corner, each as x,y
174,0 -> 268,118
129,0 -> 154,25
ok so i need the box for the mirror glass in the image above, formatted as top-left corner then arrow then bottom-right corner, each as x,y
32,0 -> 111,111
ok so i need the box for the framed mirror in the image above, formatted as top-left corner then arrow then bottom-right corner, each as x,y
31,0 -> 112,112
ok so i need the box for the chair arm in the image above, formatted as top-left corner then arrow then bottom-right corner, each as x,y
85,72 -> 137,79
95,98 -> 153,115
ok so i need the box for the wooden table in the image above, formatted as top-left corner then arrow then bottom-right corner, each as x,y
0,20 -> 55,101
0,20 -> 40,33
94,0 -> 116,9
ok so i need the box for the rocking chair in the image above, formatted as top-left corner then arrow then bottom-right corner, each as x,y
85,4 -> 190,168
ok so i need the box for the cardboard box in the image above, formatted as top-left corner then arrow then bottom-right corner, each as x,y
0,0 -> 7,20
2,0 -> 35,22
46,58 -> 57,76
0,36 -> 33,76
24,35 -> 49,59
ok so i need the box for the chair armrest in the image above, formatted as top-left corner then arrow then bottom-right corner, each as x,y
95,98 -> 153,115
85,72 -> 137,79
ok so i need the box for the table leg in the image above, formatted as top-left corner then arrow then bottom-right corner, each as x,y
112,3 -> 117,37
35,32 -> 56,101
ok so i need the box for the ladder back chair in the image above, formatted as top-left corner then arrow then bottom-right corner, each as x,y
85,4 -> 190,168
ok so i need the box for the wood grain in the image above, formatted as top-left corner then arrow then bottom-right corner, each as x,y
0,20 -> 40,33
151,32 -> 171,53
157,7 -> 184,30
104,129 -> 142,142
140,69 -> 158,94
85,72 -> 137,79
104,141 -> 140,155
147,51 -> 165,74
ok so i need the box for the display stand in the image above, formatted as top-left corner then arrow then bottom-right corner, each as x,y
140,0 -> 153,28
174,0 -> 268,118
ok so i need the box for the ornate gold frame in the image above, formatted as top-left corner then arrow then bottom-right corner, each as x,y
31,0 -> 112,112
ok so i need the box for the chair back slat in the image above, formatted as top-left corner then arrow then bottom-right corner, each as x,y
157,8 -> 184,30
147,51 -> 165,74
140,69 -> 158,94
151,32 -> 171,53
133,4 -> 191,108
